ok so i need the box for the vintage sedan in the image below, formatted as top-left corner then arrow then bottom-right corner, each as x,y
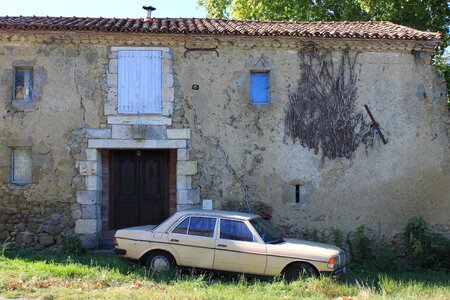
114,210 -> 346,280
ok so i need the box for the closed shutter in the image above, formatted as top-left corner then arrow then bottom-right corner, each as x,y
118,50 -> 162,114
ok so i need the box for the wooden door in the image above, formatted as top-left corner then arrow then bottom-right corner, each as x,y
110,150 -> 168,229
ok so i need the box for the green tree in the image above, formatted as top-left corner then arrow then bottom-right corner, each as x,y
198,0 -> 450,99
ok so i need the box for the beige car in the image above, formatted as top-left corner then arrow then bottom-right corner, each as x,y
114,210 -> 346,280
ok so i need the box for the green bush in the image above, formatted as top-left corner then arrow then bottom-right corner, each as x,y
350,226 -> 397,271
404,217 -> 450,270
352,225 -> 375,263
61,236 -> 86,255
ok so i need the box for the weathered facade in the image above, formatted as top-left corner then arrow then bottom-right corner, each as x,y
0,16 -> 448,249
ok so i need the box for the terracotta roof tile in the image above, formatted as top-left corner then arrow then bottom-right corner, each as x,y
0,16 -> 440,41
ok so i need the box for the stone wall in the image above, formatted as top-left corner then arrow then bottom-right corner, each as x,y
0,31 -> 448,249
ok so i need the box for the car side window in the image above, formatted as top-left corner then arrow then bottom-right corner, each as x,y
220,219 -> 254,242
172,217 -> 190,234
187,217 -> 216,238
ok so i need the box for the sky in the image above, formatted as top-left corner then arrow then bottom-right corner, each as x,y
2,0 -> 207,18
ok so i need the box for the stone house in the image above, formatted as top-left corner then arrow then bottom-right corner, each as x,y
0,13 -> 448,249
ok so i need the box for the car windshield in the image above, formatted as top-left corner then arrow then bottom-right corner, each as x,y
250,217 -> 284,244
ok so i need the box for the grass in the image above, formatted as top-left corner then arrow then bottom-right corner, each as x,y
0,250 -> 448,299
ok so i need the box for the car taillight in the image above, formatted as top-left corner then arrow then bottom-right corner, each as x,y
327,257 -> 335,269
114,238 -> 119,247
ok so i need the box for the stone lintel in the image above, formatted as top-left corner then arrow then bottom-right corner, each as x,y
107,115 -> 172,126
88,139 -> 186,149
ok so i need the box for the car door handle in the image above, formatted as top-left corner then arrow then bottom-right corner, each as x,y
170,239 -> 179,242
217,244 -> 227,248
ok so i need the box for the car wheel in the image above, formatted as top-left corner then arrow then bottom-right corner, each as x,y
146,251 -> 175,272
283,263 -> 318,281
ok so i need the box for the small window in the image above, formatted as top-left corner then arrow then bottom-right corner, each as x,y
250,71 -> 269,104
11,147 -> 32,184
14,68 -> 33,100
220,219 -> 254,242
172,217 -> 190,234
188,217 -> 216,237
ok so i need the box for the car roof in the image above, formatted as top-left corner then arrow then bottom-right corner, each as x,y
173,209 -> 260,221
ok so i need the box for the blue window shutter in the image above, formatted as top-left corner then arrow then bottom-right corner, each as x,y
140,51 -> 162,114
250,72 -> 270,104
118,51 -> 139,114
118,50 -> 162,114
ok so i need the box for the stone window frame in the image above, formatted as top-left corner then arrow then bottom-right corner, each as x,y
13,67 -> 33,101
250,70 -> 270,105
10,146 -> 32,185
105,47 -> 174,122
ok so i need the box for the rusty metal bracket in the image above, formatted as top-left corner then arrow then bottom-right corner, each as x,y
184,46 -> 219,57
364,104 -> 387,144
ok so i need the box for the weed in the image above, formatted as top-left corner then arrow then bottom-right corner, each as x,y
61,236 -> 86,255
404,216 -> 450,270
352,225 -> 375,263
332,229 -> 344,248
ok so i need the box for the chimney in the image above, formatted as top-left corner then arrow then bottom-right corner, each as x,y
143,5 -> 156,21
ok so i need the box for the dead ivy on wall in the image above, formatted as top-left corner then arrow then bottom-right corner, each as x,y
284,45 -> 376,159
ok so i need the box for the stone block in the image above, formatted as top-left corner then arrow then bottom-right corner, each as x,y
162,87 -> 175,102
162,58 -> 172,73
77,161 -> 99,176
177,161 -> 197,175
162,73 -> 174,88
16,231 -> 33,245
177,176 -> 192,189
107,73 -> 117,87
132,124 -> 146,140
86,128 -> 111,139
177,189 -> 200,205
177,149 -> 189,161
162,101 -> 174,116
109,51 -> 118,59
75,220 -> 98,234
109,58 -> 118,73
82,205 -> 98,219
106,89 -> 118,102
145,125 -> 167,140
104,99 -> 117,115
86,176 -> 101,191
85,149 -> 99,161
38,233 -> 55,246
112,125 -> 132,139
80,233 -> 98,249
167,129 -> 191,140
76,190 -> 99,205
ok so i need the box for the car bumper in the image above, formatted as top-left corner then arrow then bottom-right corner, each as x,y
322,266 -> 346,280
115,248 -> 126,255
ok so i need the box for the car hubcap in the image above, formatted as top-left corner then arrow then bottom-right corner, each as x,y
151,256 -> 170,271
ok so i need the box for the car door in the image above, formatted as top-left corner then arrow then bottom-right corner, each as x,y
213,218 -> 267,275
168,216 -> 217,269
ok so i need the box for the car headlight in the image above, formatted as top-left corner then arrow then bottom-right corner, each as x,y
327,256 -> 336,269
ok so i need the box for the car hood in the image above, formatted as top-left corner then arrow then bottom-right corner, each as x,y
115,225 -> 157,239
267,238 -> 341,262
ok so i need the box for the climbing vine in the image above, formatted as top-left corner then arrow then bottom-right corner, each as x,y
284,45 -> 376,159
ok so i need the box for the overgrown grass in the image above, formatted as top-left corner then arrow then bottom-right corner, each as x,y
0,250 -> 448,299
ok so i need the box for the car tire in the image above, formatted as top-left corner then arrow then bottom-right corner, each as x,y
146,251 -> 175,272
283,262 -> 318,281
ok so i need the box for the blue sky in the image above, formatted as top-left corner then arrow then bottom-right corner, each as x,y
2,0 -> 207,18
